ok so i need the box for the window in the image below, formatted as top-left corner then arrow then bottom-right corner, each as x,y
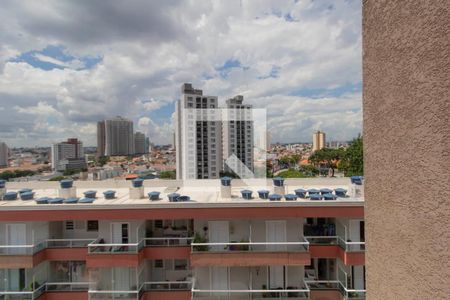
154,260 -> 164,268
87,220 -> 99,232
154,220 -> 163,228
65,221 -> 74,230
174,259 -> 188,270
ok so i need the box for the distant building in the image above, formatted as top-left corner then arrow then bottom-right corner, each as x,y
97,116 -> 135,156
175,83 -> 222,180
0,141 -> 9,168
312,130 -> 326,152
51,138 -> 86,172
223,95 -> 254,177
134,132 -> 146,154
96,121 -> 106,157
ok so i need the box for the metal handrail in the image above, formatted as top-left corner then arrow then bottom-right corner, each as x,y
304,280 -> 366,298
139,280 -> 193,291
304,236 -> 365,252
45,281 -> 91,291
191,239 -> 310,252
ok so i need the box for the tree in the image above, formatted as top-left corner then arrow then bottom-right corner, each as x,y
159,170 -> 176,179
309,148 -> 343,177
300,164 -> 319,176
49,175 -> 65,181
338,136 -> 363,176
95,156 -> 109,167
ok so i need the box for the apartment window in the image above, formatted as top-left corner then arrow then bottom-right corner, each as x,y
154,220 -> 163,228
174,259 -> 188,270
65,221 -> 74,230
87,220 -> 99,232
154,260 -> 163,268
187,103 -> 193,108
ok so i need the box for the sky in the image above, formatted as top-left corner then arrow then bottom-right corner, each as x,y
0,0 -> 362,147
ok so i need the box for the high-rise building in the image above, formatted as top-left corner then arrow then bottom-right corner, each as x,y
312,130 -> 326,152
175,83 -> 222,180
145,137 -> 151,153
134,132 -> 146,155
0,177 -> 366,299
223,95 -> 254,177
0,141 -> 9,168
96,121 -> 106,157
97,116 -> 135,156
51,138 -> 86,171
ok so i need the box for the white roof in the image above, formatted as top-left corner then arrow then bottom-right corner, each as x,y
0,178 -> 364,210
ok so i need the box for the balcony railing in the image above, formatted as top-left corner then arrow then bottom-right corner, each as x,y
144,237 -> 193,247
87,238 -> 145,254
0,239 -> 96,256
0,283 -> 45,300
139,280 -> 193,291
191,239 -> 310,253
191,288 -> 310,299
305,236 -> 365,252
304,280 -> 365,300
87,290 -> 140,300
45,282 -> 90,292
46,239 -> 95,248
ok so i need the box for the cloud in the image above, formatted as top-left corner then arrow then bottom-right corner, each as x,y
0,0 -> 362,147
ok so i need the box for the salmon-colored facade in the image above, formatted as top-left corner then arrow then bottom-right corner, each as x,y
0,178 -> 366,299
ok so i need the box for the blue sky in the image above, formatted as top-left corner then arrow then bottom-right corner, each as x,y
0,0 -> 362,146
11,45 -> 102,71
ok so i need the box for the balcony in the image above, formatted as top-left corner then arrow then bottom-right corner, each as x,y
45,282 -> 90,292
305,236 -> 365,265
143,237 -> 192,260
304,280 -> 365,300
86,239 -> 145,268
190,240 -> 310,267
192,278 -> 310,300
0,284 -> 45,300
0,239 -> 94,268
88,239 -> 144,254
305,236 -> 365,252
140,280 -> 192,291
88,290 -> 139,300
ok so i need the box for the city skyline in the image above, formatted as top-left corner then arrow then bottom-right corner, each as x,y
0,0 -> 362,148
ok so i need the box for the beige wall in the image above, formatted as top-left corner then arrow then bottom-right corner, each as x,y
363,1 -> 450,299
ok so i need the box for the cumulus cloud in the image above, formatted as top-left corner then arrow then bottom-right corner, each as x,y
0,0 -> 362,147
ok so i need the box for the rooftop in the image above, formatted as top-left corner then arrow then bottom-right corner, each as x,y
0,178 -> 363,211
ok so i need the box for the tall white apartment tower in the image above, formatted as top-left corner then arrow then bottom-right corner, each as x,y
0,141 -> 9,168
312,130 -> 326,152
175,83 -> 222,180
98,116 -> 135,156
223,95 -> 254,177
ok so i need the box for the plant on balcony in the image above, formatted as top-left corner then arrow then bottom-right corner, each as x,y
238,238 -> 250,251
193,232 -> 209,251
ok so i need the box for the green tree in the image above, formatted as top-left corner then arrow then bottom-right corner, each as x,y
300,164 -> 319,176
95,156 -> 110,167
266,160 -> 274,178
159,170 -> 176,179
277,168 -> 309,178
309,148 -> 343,177
338,136 -> 363,176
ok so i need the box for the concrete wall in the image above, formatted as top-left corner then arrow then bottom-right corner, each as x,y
363,1 -> 450,299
